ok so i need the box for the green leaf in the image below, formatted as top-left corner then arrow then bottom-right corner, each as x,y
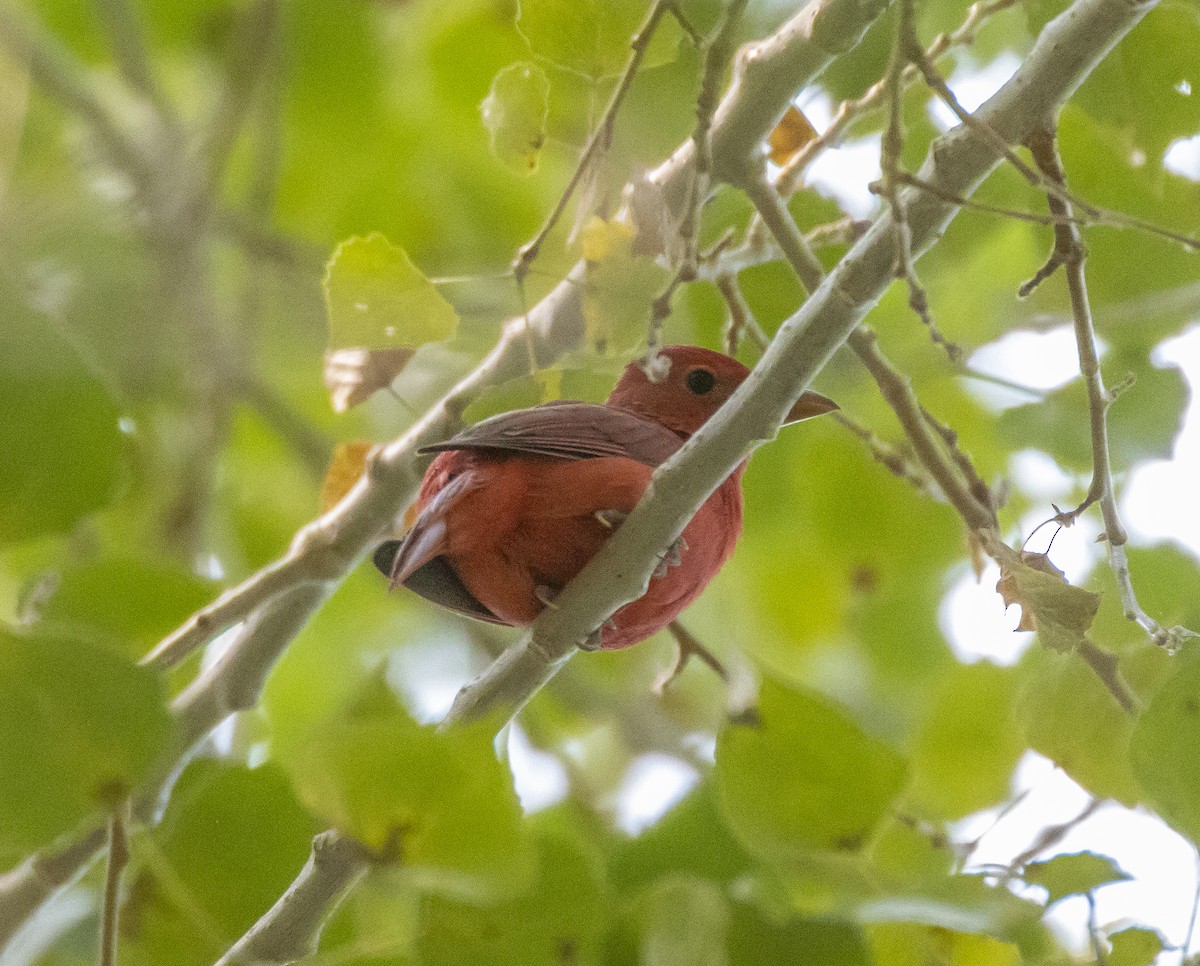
417,822 -> 607,966
1107,927 -> 1165,966
1073,4 -> 1200,162
482,62 -> 550,174
1019,649 -> 1141,805
1023,852 -> 1130,905
867,922 -> 1022,966
286,675 -> 529,894
324,233 -> 459,351
997,363 -> 1189,475
728,906 -> 870,966
0,630 -> 174,852
516,0 -> 681,78
1130,647 -> 1200,845
580,216 -> 668,354
0,311 -> 124,544
32,557 -> 216,660
609,783 -> 756,891
637,875 -> 728,966
910,662 -> 1025,819
127,760 -> 318,966
715,678 -> 909,857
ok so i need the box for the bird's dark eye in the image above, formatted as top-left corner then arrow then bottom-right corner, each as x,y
685,368 -> 716,395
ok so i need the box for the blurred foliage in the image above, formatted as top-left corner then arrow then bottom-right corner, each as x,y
2,0 -> 1199,962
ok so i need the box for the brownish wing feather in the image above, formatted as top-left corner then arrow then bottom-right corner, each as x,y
419,402 -> 682,467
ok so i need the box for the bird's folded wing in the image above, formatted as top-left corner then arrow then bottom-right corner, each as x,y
419,402 -> 682,466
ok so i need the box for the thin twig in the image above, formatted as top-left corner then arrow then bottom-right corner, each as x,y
1078,639 -> 1140,714
215,831 -> 369,966
833,411 -> 937,495
99,802 -> 130,966
850,329 -> 996,531
716,274 -> 768,354
513,0 -> 675,285
1024,127 -> 1197,652
773,0 -> 1019,201
1007,797 -> 1104,874
656,619 -> 730,692
878,0 -> 958,359
93,0 -> 179,130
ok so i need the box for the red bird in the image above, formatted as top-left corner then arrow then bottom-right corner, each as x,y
374,345 -> 836,650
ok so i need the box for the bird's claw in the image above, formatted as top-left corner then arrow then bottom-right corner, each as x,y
653,535 -> 689,579
534,585 -> 560,610
580,618 -> 617,652
595,508 -> 629,530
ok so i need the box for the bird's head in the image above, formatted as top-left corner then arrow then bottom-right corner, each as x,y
606,345 -> 838,437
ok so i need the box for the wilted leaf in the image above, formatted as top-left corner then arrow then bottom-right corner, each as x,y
320,440 -> 375,512
324,346 -> 415,413
1023,852 -> 1129,905
580,216 -> 667,354
715,678 -> 908,858
481,61 -> 550,173
322,233 -> 458,411
995,547 -> 1099,652
768,105 -> 819,166
1130,647 -> 1200,845
0,630 -> 174,852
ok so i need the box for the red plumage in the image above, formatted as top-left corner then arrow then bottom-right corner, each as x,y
373,345 -> 836,650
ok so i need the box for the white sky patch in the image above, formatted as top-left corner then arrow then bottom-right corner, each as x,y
613,754 -> 700,835
927,54 -> 1022,131
1164,135 -> 1200,180
507,725 -> 569,813
1124,326 -> 1200,556
792,88 -> 882,218
965,325 -> 1096,410
387,628 -> 485,723
958,754 -> 1200,961
940,562 -> 1031,665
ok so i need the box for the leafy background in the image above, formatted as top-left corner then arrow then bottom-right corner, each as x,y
2,0 -> 1200,963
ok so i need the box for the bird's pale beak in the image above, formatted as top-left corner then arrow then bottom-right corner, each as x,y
784,390 -> 839,424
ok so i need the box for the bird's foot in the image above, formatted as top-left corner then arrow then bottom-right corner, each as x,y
580,618 -> 617,652
534,585 -> 560,610
653,535 -> 689,579
594,508 -> 629,530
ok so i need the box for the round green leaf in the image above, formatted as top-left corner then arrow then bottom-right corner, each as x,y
715,678 -> 909,857
324,233 -> 460,351
910,662 -> 1026,819
1023,852 -> 1130,905
0,630 -> 174,852
128,760 -> 318,966
517,0 -> 682,79
285,676 -> 529,894
1130,647 -> 1200,845
0,312 -> 124,544
482,62 -> 550,174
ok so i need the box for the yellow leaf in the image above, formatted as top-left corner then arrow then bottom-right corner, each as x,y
768,105 -> 818,166
320,440 -> 375,512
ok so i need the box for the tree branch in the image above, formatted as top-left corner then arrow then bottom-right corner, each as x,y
1023,127 -> 1198,653
0,0 -> 895,949
214,831 -> 368,966
444,0 -> 1158,725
